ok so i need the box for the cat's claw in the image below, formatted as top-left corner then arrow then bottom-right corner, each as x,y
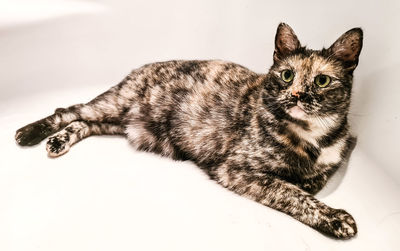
46,135 -> 70,157
321,209 -> 357,239
15,120 -> 53,146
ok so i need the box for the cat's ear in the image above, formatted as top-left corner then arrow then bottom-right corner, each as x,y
274,23 -> 301,61
328,28 -> 363,71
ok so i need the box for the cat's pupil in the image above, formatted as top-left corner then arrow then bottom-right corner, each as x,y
319,76 -> 326,83
284,71 -> 291,79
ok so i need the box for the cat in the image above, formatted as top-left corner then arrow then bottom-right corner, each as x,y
15,23 -> 362,239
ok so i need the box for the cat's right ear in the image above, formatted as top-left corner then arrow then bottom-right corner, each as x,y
274,23 -> 301,62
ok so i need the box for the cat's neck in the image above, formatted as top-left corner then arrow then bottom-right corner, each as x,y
287,113 -> 348,147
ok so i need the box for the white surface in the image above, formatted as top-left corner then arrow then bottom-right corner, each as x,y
1,0 -> 400,250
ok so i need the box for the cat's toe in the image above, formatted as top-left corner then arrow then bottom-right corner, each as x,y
16,120 -> 53,146
46,135 -> 70,157
321,209 -> 357,239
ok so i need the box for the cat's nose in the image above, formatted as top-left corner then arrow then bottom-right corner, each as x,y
291,89 -> 300,98
291,90 -> 308,102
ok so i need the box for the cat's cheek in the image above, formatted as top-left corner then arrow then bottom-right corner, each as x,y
288,106 -> 306,119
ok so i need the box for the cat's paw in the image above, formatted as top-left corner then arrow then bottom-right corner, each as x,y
46,134 -> 71,157
15,119 -> 54,146
320,209 -> 357,239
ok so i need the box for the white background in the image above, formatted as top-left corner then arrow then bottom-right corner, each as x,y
0,0 -> 399,250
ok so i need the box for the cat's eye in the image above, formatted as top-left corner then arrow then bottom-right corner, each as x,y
315,75 -> 331,88
281,70 -> 294,83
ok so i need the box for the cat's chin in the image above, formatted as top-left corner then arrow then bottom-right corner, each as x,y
288,105 -> 307,119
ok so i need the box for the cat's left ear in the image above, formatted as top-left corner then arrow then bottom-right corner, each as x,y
328,28 -> 363,71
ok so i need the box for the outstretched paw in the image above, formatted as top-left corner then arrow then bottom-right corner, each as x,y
46,134 -> 71,157
15,119 -> 54,146
320,209 -> 357,239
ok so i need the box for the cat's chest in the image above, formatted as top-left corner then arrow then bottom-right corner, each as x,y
316,138 -> 347,165
286,120 -> 347,166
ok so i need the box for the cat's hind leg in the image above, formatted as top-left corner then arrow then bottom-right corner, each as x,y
15,80 -> 132,146
15,102 -> 123,147
46,121 -> 124,157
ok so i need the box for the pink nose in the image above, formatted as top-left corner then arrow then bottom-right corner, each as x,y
291,89 -> 300,97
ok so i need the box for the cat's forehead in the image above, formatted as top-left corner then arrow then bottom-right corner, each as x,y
277,52 -> 343,78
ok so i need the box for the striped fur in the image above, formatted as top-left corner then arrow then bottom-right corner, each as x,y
15,23 -> 363,239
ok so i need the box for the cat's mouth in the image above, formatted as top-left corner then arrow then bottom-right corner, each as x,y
287,101 -> 307,119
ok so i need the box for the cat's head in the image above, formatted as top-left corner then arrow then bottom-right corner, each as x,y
266,23 -> 363,122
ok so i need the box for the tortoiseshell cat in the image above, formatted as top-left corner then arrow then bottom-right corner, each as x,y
15,23 -> 363,239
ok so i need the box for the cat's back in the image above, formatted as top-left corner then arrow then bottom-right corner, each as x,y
131,59 -> 259,92
125,59 -> 261,123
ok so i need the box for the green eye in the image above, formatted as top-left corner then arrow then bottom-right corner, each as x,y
315,75 -> 331,87
281,70 -> 294,83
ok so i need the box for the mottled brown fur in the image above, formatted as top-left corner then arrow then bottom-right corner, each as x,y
15,23 -> 363,239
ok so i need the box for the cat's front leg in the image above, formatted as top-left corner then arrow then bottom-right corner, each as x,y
296,173 -> 329,195
213,163 -> 357,239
